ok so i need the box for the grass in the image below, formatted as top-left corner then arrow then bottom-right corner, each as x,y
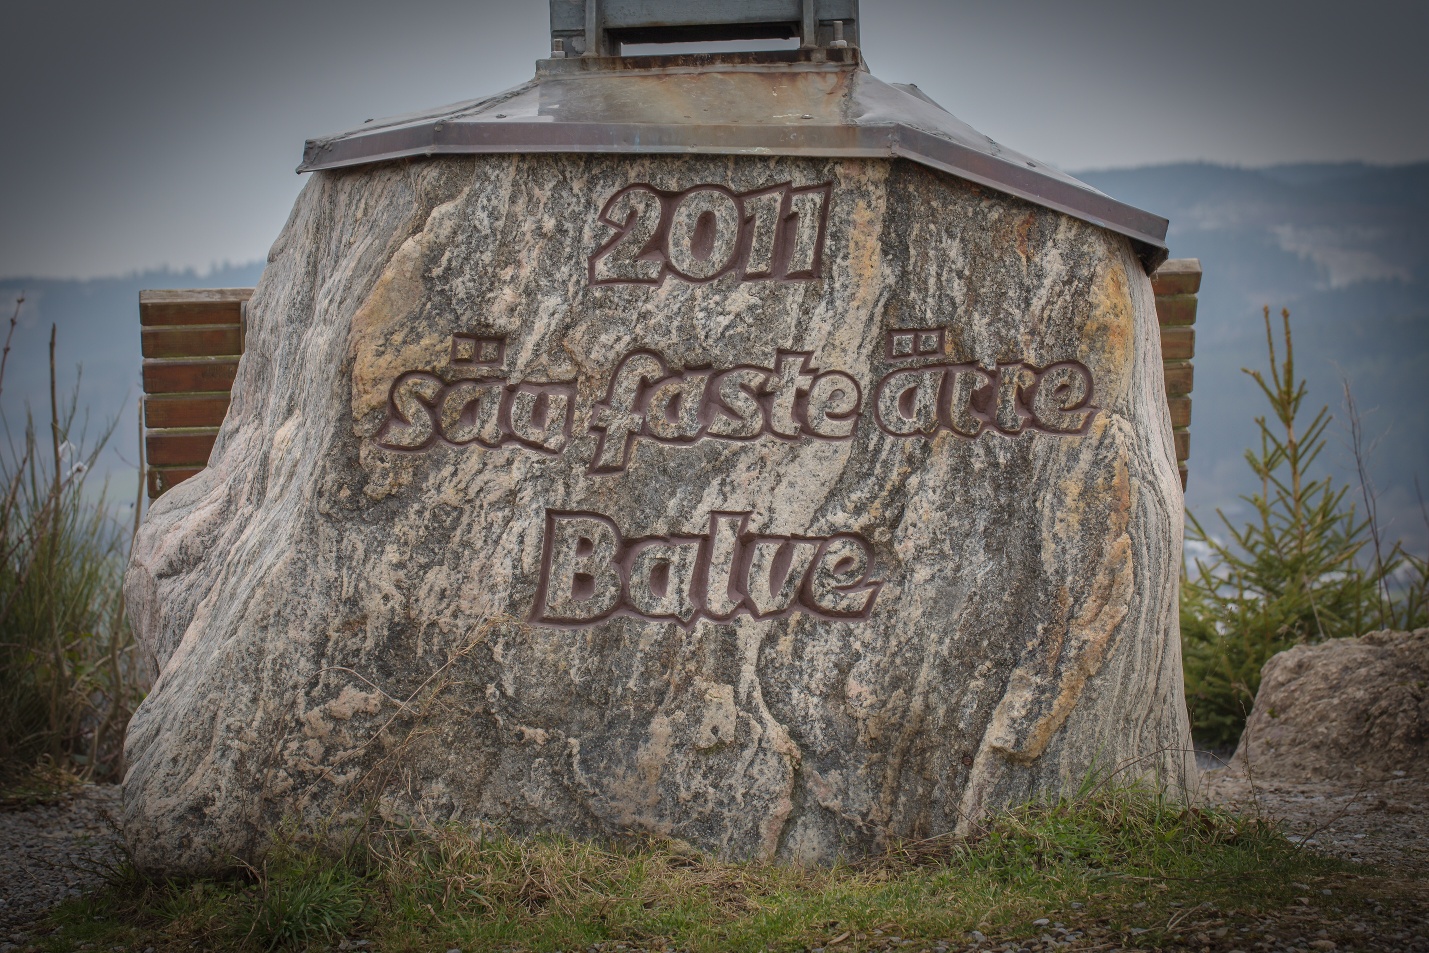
29,781 -> 1386,952
0,300 -> 145,784
0,755 -> 85,810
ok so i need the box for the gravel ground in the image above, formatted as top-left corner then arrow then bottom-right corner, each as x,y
0,785 -> 122,944
0,780 -> 1425,952
1202,772 -> 1429,872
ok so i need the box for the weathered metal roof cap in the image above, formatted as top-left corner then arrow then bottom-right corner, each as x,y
299,0 -> 1168,271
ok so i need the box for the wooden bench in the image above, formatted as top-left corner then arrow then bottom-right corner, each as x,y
139,261 -> 1199,497
138,289 -> 248,498
1150,259 -> 1199,489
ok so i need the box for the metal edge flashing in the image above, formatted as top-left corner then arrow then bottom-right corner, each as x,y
297,58 -> 1168,272
890,128 -> 1169,271
301,121 -> 878,170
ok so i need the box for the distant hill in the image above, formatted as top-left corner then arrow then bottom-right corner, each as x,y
2,162 -> 1424,552
1081,162 -> 1428,554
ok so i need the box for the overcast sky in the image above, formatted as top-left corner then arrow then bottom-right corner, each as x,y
2,0 -> 1426,280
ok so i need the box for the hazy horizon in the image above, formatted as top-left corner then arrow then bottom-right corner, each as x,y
5,157 -> 1427,283
3,0 -> 1427,280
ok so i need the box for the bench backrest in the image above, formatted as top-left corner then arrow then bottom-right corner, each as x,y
1150,259 -> 1198,489
138,289 -> 248,498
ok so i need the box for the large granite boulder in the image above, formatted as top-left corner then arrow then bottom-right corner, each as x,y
123,154 -> 1192,874
1224,629 -> 1429,783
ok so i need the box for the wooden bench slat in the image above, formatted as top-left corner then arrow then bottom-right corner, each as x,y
1174,429 -> 1190,462
139,289 -> 255,304
1151,258 -> 1202,296
1168,396 -> 1191,429
1161,327 -> 1195,361
145,429 -> 218,468
144,394 -> 231,429
142,359 -> 240,394
140,302 -> 244,327
141,325 -> 244,359
139,290 -> 250,328
1163,362 -> 1194,396
1155,294 -> 1198,327
147,467 -> 205,499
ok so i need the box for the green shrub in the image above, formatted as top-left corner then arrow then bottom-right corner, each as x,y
0,303 -> 144,783
1181,307 -> 1427,749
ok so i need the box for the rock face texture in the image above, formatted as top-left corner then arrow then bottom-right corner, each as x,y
1225,629 -> 1429,783
123,154 -> 1192,874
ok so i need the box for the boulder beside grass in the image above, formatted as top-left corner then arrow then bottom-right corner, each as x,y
1225,629 -> 1429,783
